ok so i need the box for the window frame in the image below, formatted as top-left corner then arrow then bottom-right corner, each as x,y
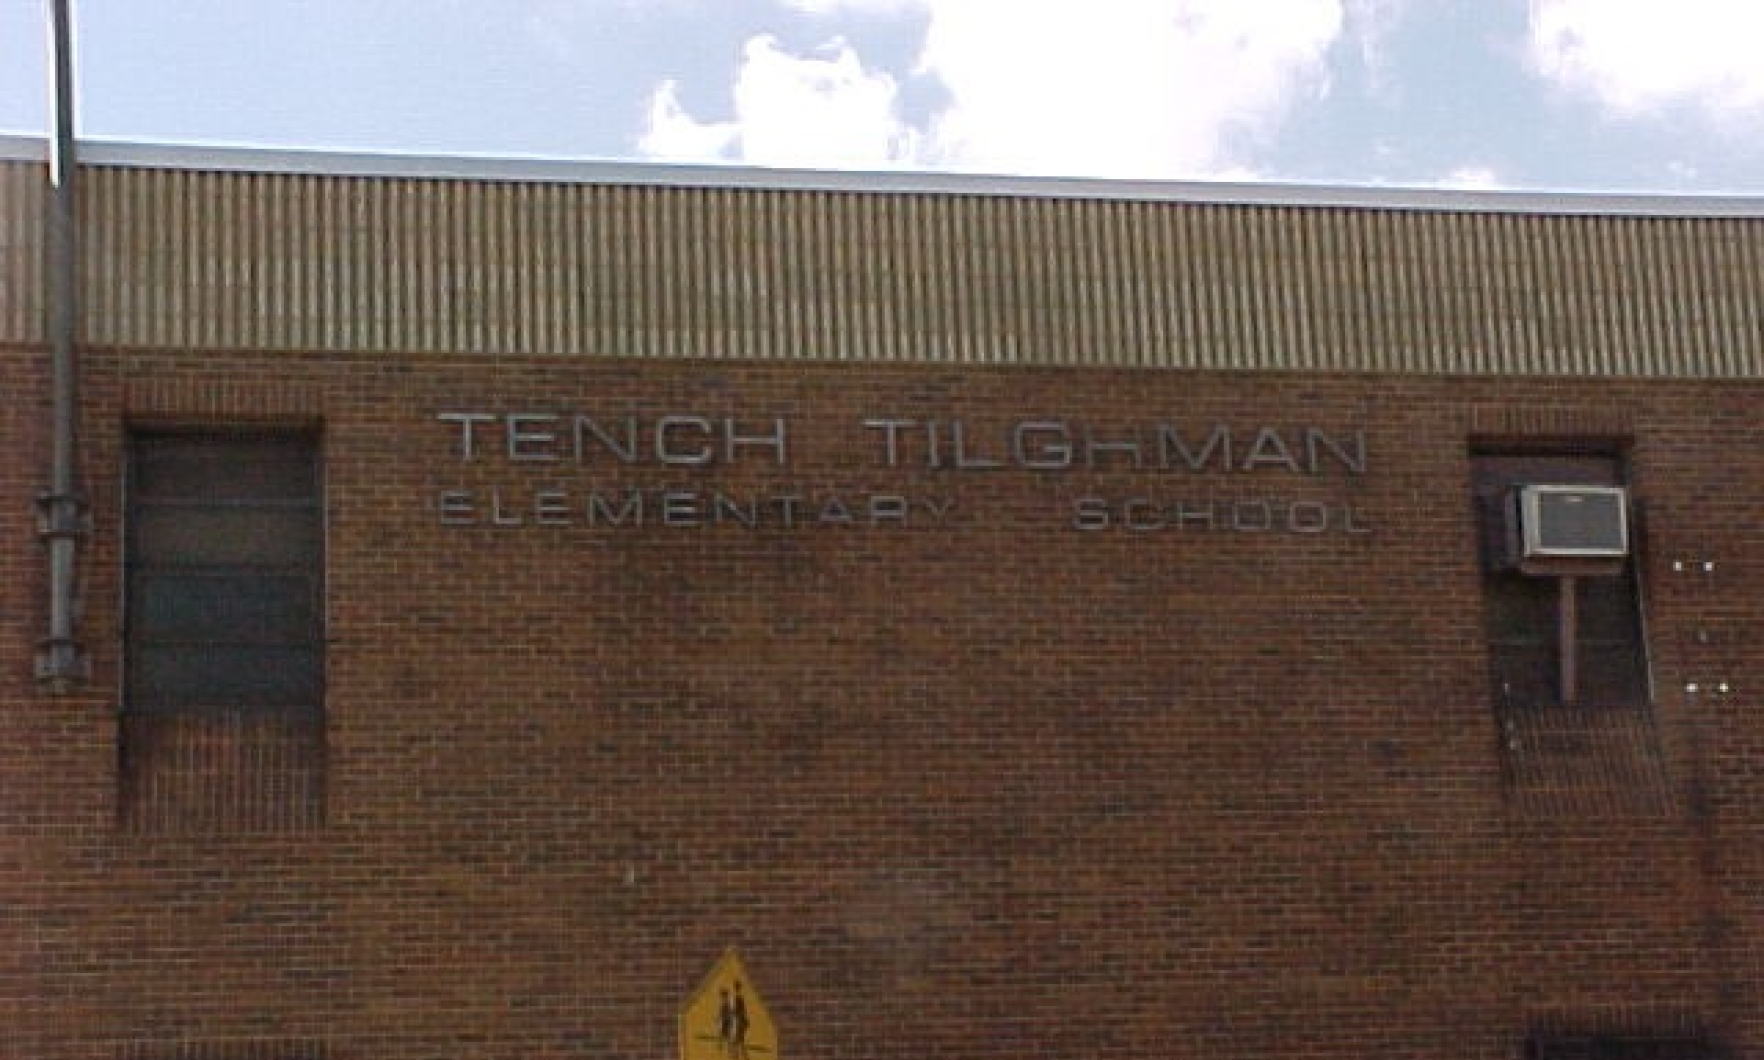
123,424 -> 326,717
1470,444 -> 1651,710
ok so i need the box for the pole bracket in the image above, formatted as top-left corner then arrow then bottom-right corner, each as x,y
35,490 -> 89,539
35,489 -> 89,687
35,636 -> 90,686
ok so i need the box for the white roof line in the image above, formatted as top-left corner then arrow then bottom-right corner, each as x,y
3,134 -> 1763,218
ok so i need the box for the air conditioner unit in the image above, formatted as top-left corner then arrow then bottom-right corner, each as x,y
1517,484 -> 1629,559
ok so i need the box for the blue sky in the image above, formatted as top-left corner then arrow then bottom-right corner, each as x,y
2,0 -> 1762,192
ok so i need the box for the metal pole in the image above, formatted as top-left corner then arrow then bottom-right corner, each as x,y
1557,575 -> 1577,705
37,0 -> 87,686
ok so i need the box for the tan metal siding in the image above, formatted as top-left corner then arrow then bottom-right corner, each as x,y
5,157 -> 1762,376
1,161 -> 47,346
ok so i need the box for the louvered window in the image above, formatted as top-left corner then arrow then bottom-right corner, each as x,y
121,429 -> 324,831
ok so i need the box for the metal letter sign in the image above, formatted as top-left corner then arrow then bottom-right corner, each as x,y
680,948 -> 779,1060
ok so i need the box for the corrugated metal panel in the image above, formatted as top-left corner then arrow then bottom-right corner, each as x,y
0,160 -> 47,346
6,158 -> 1760,377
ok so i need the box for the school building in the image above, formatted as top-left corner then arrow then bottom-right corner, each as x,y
2,136 -> 1763,1059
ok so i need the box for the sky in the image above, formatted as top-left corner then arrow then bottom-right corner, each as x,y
2,0 -> 1762,193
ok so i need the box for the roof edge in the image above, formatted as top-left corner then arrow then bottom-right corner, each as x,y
3,134 -> 1763,219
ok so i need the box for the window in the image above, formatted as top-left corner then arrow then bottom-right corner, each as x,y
1472,450 -> 1647,709
1527,1031 -> 1729,1059
120,428 -> 325,831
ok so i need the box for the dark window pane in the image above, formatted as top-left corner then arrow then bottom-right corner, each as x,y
1580,643 -> 1648,707
133,436 -> 317,501
1485,575 -> 1555,645
1529,1033 -> 1725,1059
129,644 -> 322,710
126,431 -> 323,715
1491,641 -> 1557,707
130,573 -> 318,641
1476,453 -> 1623,491
131,504 -> 320,566
1580,576 -> 1642,641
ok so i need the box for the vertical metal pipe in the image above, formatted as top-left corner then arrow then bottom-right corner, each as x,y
37,0 -> 87,685
1557,575 -> 1578,706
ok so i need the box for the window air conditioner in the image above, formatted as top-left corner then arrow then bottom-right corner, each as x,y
1517,484 -> 1629,559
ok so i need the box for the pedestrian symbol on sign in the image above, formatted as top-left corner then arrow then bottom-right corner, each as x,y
680,949 -> 777,1060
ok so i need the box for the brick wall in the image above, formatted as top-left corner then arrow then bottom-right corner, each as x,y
3,346 -> 1762,1058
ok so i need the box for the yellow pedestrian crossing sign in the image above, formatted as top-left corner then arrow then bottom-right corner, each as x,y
680,948 -> 778,1060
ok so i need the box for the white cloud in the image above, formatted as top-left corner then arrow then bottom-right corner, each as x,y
1341,0 -> 1407,94
781,0 -> 921,12
638,0 -> 1346,179
641,80 -> 742,161
1528,0 -> 1764,117
1435,164 -> 1504,190
917,0 -> 1343,178
639,35 -> 921,167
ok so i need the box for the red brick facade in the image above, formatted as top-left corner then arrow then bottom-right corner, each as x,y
6,337 -> 1764,1057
